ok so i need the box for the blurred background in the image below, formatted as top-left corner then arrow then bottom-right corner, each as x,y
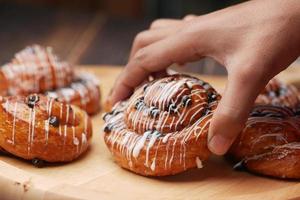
0,0 -> 289,75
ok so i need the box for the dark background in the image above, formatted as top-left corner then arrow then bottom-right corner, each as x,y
0,0 -> 245,74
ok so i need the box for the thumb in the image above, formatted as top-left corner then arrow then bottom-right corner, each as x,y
208,70 -> 269,155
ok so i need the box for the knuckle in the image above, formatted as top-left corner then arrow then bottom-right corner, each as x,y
134,31 -> 149,46
150,19 -> 164,29
183,14 -> 196,21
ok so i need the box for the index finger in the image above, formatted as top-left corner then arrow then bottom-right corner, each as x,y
110,31 -> 204,104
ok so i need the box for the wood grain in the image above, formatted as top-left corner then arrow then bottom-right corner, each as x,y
0,66 -> 300,200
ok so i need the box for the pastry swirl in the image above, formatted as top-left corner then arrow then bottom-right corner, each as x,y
0,94 -> 92,163
256,79 -> 300,108
103,75 -> 220,176
0,45 -> 101,115
228,105 -> 300,179
1,45 -> 73,96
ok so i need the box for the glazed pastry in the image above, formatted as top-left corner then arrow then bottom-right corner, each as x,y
228,79 -> 300,179
103,74 -> 220,176
228,105 -> 300,179
0,94 -> 92,164
45,73 -> 101,115
0,45 -> 101,115
256,78 -> 300,108
1,45 -> 73,96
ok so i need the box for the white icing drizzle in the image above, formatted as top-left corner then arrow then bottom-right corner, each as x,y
150,159 -> 156,171
0,95 -> 90,161
44,73 -> 100,113
196,157 -> 203,169
132,131 -> 151,158
239,106 -> 300,163
145,131 -> 161,167
256,78 -> 300,108
162,133 -> 171,143
104,76 -> 217,173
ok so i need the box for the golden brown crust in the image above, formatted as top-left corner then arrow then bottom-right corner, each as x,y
256,79 -> 300,108
0,94 -> 92,163
228,79 -> 300,179
103,74 -> 220,176
0,71 -> 8,96
229,105 -> 300,179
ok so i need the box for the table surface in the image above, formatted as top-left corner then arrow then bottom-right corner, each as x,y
1,66 -> 300,200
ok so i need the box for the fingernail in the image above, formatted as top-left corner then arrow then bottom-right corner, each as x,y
208,135 -> 232,155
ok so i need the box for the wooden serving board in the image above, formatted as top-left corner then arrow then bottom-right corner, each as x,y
1,65 -> 300,200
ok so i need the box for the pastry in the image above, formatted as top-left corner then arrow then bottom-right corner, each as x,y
0,45 -> 101,115
228,79 -> 300,179
103,74 -> 220,176
0,94 -> 92,164
1,45 -> 73,96
228,105 -> 300,179
104,74 -> 300,178
256,78 -> 300,108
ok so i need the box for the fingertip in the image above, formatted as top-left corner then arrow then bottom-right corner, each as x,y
110,82 -> 133,105
208,130 -> 234,155
207,105 -> 246,155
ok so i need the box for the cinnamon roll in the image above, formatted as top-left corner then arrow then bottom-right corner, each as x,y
0,45 -> 101,115
256,78 -> 300,108
0,94 -> 92,165
103,74 -> 220,176
1,45 -> 73,96
228,105 -> 300,179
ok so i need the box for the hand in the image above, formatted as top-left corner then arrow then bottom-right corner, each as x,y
109,0 -> 300,155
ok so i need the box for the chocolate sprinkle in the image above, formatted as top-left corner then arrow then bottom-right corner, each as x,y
143,84 -> 149,92
27,94 -> 40,108
233,160 -> 246,171
182,95 -> 192,107
32,158 -> 45,168
149,107 -> 160,118
204,107 -> 211,115
49,116 -> 60,127
207,92 -> 217,103
135,98 -> 145,110
102,112 -> 110,120
168,103 -> 177,114
104,123 -> 113,133
112,110 -> 122,116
